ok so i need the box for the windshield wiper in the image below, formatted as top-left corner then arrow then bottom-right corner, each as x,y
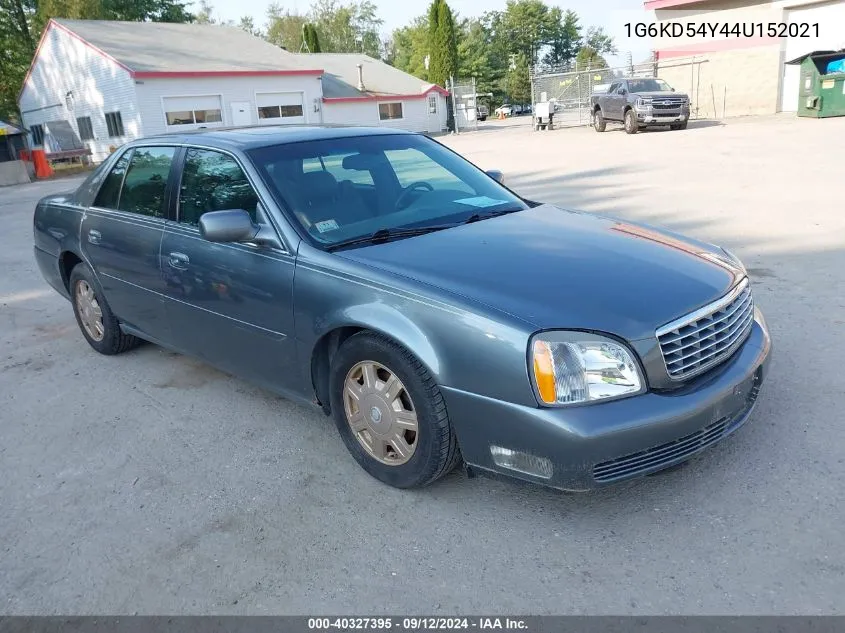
325,225 -> 455,251
463,206 -> 524,224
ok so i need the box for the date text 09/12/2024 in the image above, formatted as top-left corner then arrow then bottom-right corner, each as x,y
624,22 -> 820,39
308,618 -> 528,631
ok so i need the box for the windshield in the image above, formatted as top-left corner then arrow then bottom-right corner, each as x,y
628,79 -> 673,92
248,134 -> 527,247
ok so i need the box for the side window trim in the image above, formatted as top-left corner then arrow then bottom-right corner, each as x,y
175,144 -> 289,254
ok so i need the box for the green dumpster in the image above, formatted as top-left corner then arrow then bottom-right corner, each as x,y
785,49 -> 845,118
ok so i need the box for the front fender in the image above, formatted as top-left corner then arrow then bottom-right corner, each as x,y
293,248 -> 540,408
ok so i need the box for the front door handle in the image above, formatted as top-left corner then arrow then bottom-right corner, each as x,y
168,252 -> 190,269
87,229 -> 101,245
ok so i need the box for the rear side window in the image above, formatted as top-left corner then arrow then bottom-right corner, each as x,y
93,150 -> 132,209
178,148 -> 259,225
118,146 -> 176,218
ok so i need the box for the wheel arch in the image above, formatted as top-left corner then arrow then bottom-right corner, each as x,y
308,309 -> 442,415
59,250 -> 84,292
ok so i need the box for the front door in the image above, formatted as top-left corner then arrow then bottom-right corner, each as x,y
230,101 -> 253,126
81,145 -> 177,341
159,147 -> 299,393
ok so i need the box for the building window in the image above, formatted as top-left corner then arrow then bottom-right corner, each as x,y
378,102 -> 403,120
105,111 -> 125,138
257,104 -> 304,119
165,109 -> 222,126
76,116 -> 94,141
30,124 -> 45,146
428,95 -> 437,114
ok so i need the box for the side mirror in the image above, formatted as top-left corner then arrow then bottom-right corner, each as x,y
199,209 -> 258,243
486,169 -> 505,185
671,87 -> 676,92
619,89 -> 627,96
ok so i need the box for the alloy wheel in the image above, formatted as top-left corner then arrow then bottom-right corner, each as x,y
75,280 -> 105,342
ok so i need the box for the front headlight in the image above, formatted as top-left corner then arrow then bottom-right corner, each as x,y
530,331 -> 645,407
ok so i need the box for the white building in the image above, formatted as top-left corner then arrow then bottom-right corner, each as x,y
18,19 -> 449,162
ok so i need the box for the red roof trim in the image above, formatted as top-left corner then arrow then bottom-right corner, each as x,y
18,19 -> 134,103
322,85 -> 448,103
644,0 -> 709,9
133,69 -> 324,79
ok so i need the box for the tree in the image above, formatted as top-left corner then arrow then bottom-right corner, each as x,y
426,0 -> 457,87
238,15 -> 262,37
457,18 -> 500,95
583,26 -> 615,56
575,45 -> 608,70
543,8 -> 580,69
496,0 -> 552,67
505,52 -> 530,103
302,22 -> 321,52
266,3 -> 307,51
309,0 -> 383,58
390,16 -> 428,78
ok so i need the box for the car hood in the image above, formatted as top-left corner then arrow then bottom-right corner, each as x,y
337,205 -> 744,341
637,91 -> 689,99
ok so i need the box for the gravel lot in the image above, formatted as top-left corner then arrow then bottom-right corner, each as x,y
2,114 -> 844,615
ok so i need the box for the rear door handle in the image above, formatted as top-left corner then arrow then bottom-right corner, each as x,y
87,229 -> 101,245
168,252 -> 190,269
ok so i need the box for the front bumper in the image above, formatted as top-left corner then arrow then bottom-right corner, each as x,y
636,107 -> 689,125
442,310 -> 772,491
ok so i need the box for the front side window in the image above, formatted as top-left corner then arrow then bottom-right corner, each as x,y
179,148 -> 259,225
378,102 -> 403,120
93,150 -> 132,209
117,146 -> 175,218
105,111 -> 125,137
248,134 -> 527,248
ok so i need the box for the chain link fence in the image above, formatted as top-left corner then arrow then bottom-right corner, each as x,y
447,77 -> 489,133
529,54 -> 657,129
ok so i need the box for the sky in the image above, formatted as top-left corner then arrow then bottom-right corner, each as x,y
208,0 -> 655,67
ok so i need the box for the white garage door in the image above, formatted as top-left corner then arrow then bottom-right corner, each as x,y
162,95 -> 224,128
781,1 -> 845,112
256,92 -> 306,124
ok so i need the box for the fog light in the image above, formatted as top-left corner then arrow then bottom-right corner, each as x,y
490,446 -> 553,479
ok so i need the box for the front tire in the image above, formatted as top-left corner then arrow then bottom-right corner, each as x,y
329,332 -> 461,488
593,109 -> 606,132
69,263 -> 140,355
624,109 -> 638,134
671,121 -> 688,130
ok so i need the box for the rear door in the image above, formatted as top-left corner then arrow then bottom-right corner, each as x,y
159,146 -> 299,392
81,145 -> 177,341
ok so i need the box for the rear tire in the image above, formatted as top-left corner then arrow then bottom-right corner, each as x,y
69,263 -> 140,355
593,109 -> 606,132
624,109 -> 638,134
329,332 -> 461,489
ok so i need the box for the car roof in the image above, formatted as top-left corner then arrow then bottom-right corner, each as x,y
131,124 -> 416,152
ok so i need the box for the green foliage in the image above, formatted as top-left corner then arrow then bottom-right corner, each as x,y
389,16 -> 428,78
543,8 -> 580,68
575,45 -> 608,69
265,3 -> 307,50
302,22 -> 321,52
426,0 -> 458,87
505,52 -> 530,103
309,0 -> 382,58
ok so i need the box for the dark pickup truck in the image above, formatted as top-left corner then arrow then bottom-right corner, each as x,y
591,78 -> 690,134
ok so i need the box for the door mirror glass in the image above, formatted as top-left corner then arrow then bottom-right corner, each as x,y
199,209 -> 258,242
486,169 -> 505,185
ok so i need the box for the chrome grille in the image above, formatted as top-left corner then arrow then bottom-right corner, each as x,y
657,278 -> 754,381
